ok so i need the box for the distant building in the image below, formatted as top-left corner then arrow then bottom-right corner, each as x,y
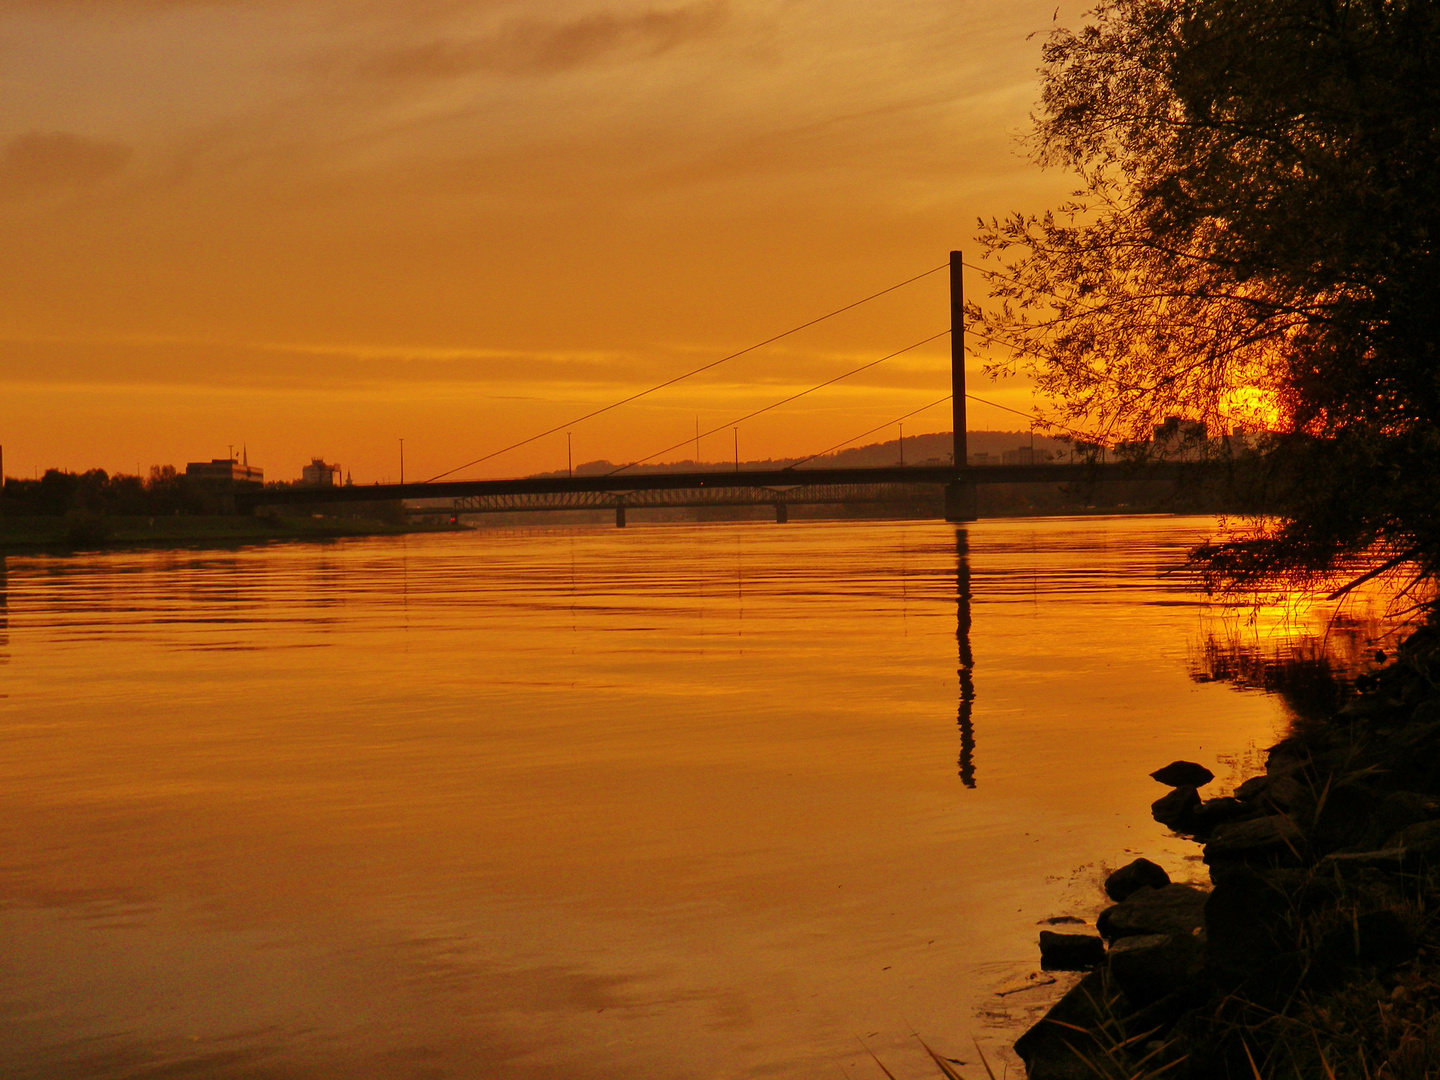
1150,416 -> 1209,459
184,458 -> 263,486
1001,446 -> 1052,465
1154,416 -> 1207,446
301,459 -> 342,487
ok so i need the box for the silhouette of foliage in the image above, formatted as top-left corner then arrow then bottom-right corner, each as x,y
971,0 -> 1440,595
1,467 -> 205,516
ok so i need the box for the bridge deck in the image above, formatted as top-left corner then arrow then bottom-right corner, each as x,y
241,460 -> 1208,510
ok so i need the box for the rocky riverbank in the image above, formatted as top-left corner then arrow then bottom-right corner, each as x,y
1017,624 -> 1440,1078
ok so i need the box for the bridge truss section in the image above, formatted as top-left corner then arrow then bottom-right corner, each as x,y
446,481 -> 940,515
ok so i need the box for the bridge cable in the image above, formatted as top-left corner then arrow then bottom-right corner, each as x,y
967,309 -> 1260,443
423,262 -> 949,483
783,394 -> 954,470
961,259 -> 1081,312
963,390 -> 1101,444
608,322 -> 1105,475
782,388 -> 1099,473
962,258 -> 1176,318
604,330 -> 951,477
972,322 -> 1263,440
964,258 -> 1313,323
963,259 -> 1271,437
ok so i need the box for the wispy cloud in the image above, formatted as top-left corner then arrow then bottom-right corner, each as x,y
357,1 -> 727,80
0,130 -> 132,195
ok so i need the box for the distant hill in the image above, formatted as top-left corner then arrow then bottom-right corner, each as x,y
530,430 -> 1071,477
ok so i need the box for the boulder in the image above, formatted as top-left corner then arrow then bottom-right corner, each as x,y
1253,772 -> 1310,814
1393,718 -> 1440,749
1014,970 -> 1125,1080
1163,1007 -> 1222,1076
1105,858 -> 1171,901
1318,848 -> 1407,874
1097,884 -> 1208,942
1121,988 -> 1203,1044
1411,700 -> 1440,725
1311,781 -> 1385,849
1202,815 -> 1305,866
1039,930 -> 1106,970
1319,908 -> 1418,970
1186,797 -> 1251,836
1151,786 -> 1201,829
1150,761 -> 1214,788
1338,696 -> 1390,719
1203,866 -> 1291,980
1106,933 -> 1199,1006
1372,790 -> 1440,841
1234,774 -> 1271,802
1265,743 -> 1307,771
1386,819 -> 1440,864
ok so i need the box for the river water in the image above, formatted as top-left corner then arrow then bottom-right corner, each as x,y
0,517 -> 1333,1079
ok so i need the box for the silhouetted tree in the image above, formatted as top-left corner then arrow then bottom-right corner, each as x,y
144,464 -> 193,515
972,0 -> 1440,596
106,474 -> 148,515
35,469 -> 79,515
0,466 -> 204,517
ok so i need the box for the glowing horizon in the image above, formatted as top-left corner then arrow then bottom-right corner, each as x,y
0,0 -> 1082,483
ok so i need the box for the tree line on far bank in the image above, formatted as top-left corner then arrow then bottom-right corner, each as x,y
0,467 -> 298,516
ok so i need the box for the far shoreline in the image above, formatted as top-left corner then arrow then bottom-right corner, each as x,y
0,513 -> 470,556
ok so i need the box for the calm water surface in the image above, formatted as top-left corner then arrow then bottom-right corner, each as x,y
0,517 -> 1307,1079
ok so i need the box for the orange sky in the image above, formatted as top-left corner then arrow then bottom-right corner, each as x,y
0,0 -> 1078,483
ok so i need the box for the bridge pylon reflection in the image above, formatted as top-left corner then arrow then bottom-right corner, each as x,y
956,529 -> 976,788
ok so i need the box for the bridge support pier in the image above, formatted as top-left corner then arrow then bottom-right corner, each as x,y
615,502 -> 626,528
944,480 -> 978,522
775,503 -> 788,524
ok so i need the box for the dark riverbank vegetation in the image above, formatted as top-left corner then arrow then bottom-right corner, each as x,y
0,466 -> 460,550
964,0 -> 1440,1074
1011,631 -> 1440,1079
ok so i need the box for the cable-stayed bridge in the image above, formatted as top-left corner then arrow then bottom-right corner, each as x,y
241,253 -> 1214,524
242,460 -> 1202,526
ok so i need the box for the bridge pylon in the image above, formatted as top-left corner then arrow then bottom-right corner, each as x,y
944,480 -> 978,522
945,250 -> 977,522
